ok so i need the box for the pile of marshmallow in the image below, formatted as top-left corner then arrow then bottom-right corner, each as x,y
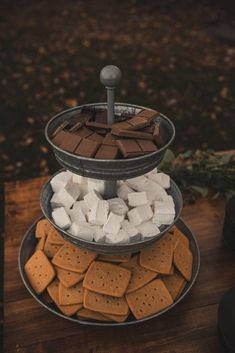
50,169 -> 175,244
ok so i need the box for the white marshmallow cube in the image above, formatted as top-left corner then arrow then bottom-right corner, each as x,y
145,168 -> 158,178
103,212 -> 124,235
73,200 -> 89,215
72,174 -> 87,184
84,190 -> 102,209
68,204 -> 86,224
117,184 -> 134,201
121,220 -> 141,242
87,200 -> 109,225
154,202 -> 175,215
92,226 -> 106,243
128,204 -> 153,226
140,180 -> 167,203
65,181 -> 80,201
50,171 -> 71,193
105,229 -> 129,244
126,175 -> 148,191
68,222 -> 94,241
152,213 -> 175,225
108,198 -> 128,216
52,207 -> 71,229
137,221 -> 160,238
128,191 -> 148,207
158,195 -> 175,207
87,178 -> 105,195
148,172 -> 170,189
50,188 -> 75,210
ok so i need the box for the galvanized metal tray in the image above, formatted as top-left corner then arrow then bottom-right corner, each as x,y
45,103 -> 175,180
18,216 -> 200,327
40,169 -> 183,254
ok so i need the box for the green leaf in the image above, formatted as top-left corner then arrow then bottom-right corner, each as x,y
161,149 -> 175,165
211,192 -> 220,200
225,190 -> 235,200
190,185 -> 209,197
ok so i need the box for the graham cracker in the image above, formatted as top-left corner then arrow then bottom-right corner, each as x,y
44,236 -> 62,258
161,270 -> 186,300
35,218 -> 52,238
98,254 -> 131,263
24,249 -> 55,294
173,241 -> 193,281
140,235 -> 174,274
36,234 -> 47,251
58,281 -> 84,305
84,289 -> 129,315
52,242 -> 97,273
47,279 -> 82,316
47,227 -> 65,245
126,279 -> 173,320
83,261 -> 131,297
121,255 -> 157,293
56,266 -> 84,288
103,311 -> 130,323
174,227 -> 190,248
76,308 -> 111,321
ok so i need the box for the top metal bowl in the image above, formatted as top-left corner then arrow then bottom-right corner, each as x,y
45,103 -> 175,180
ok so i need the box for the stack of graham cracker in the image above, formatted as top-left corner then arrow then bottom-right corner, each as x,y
24,219 -> 193,322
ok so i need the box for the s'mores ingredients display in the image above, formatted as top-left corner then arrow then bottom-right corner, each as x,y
23,219 -> 194,322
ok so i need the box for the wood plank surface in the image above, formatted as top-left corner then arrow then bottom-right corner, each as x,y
4,176 -> 234,353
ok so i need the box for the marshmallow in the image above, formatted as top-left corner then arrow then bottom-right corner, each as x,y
50,188 -> 75,210
65,181 -> 80,201
92,226 -> 106,243
121,220 -> 141,242
145,168 -> 158,178
158,195 -> 175,207
103,212 -> 124,235
108,198 -> 128,216
105,229 -> 130,244
128,204 -> 153,226
140,180 -> 167,203
87,200 -> 109,225
87,178 -> 105,195
137,221 -> 160,238
79,182 -> 88,199
128,191 -> 148,207
84,190 -> 102,209
68,203 -> 86,223
152,213 -> 175,225
52,207 -> 71,229
72,174 -> 87,184
50,171 -> 71,193
117,184 -> 134,201
126,176 -> 148,191
73,200 -> 89,215
68,222 -> 94,241
148,172 -> 170,189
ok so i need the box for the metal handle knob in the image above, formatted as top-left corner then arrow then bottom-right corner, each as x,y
100,65 -> 122,125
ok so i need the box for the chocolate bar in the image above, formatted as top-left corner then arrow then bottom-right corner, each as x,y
95,145 -> 119,159
74,138 -> 100,157
68,121 -> 83,133
136,139 -> 158,153
153,122 -> 167,147
75,126 -> 94,138
137,109 -> 159,121
103,133 -> 117,146
51,121 -> 70,137
52,130 -> 82,153
86,121 -> 112,131
88,132 -> 104,143
127,116 -> 150,130
111,128 -> 153,140
116,139 -> 144,158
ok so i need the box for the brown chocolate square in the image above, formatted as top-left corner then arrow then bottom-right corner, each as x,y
137,109 -> 159,121
103,133 -> 117,146
153,122 -> 167,148
74,138 -> 100,157
52,130 -> 82,152
95,145 -> 119,159
127,116 -> 150,130
51,121 -> 70,138
136,139 -> 158,153
89,132 -> 104,143
75,126 -> 93,138
116,139 -> 143,158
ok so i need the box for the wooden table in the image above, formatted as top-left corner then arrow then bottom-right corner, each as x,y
4,176 -> 235,353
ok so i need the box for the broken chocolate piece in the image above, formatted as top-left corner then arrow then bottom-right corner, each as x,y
137,109 -> 159,121
74,138 -> 100,157
127,116 -> 150,130
95,145 -> 119,159
51,121 -> 70,138
111,128 -> 153,140
68,121 -> 83,133
103,133 -> 117,146
112,121 -> 133,130
136,139 -> 158,153
153,122 -> 167,148
116,139 -> 144,158
86,121 -> 112,131
52,130 -> 82,153
74,126 -> 94,138
89,132 -> 104,143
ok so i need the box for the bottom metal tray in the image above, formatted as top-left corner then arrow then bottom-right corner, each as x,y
18,217 -> 200,327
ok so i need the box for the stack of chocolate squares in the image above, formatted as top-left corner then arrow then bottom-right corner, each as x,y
51,107 -> 168,159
